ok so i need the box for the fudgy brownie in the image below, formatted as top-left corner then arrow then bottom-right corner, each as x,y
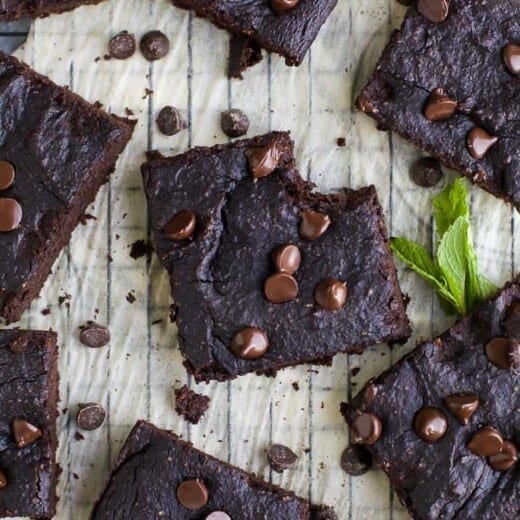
0,0 -> 105,21
0,52 -> 135,323
357,0 -> 520,208
170,0 -> 338,69
341,277 -> 520,520
0,330 -> 59,519
141,132 -> 410,382
91,420 -> 332,519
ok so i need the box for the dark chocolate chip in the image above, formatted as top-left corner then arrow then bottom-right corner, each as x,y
264,273 -> 299,303
488,440 -> 518,471
352,413 -> 382,445
140,30 -> 170,61
272,244 -> 301,274
503,301 -> 520,339
230,327 -> 269,359
220,109 -> 249,138
0,161 -> 15,190
299,210 -> 331,240
340,444 -> 372,476
414,407 -> 448,442
423,89 -> 457,121
267,444 -> 298,473
503,44 -> 520,75
271,0 -> 300,14
176,479 -> 209,510
77,403 -> 106,431
205,513 -> 231,520
108,31 -> 136,60
409,157 -> 443,187
0,469 -> 6,489
443,394 -> 479,425
164,210 -> 196,240
467,127 -> 498,159
0,198 -> 22,232
417,0 -> 450,23
468,426 -> 503,457
79,322 -> 110,348
314,278 -> 347,311
246,141 -> 281,178
12,419 -> 42,448
485,337 -> 517,369
157,106 -> 187,136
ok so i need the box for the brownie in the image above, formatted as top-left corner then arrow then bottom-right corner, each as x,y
0,330 -> 59,519
174,384 -> 210,424
91,420 -> 332,519
357,0 -> 520,208
141,132 -> 410,382
170,0 -> 338,69
341,278 -> 520,520
0,0 -> 106,21
0,52 -> 135,323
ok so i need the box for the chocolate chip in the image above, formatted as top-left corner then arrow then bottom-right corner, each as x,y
140,30 -> 170,61
423,89 -> 457,121
351,413 -> 382,445
267,444 -> 298,473
0,161 -> 15,190
12,419 -> 42,448
314,278 -> 347,311
164,210 -> 196,240
488,440 -> 518,471
417,0 -> 450,23
468,426 -> 503,457
467,127 -> 498,159
485,337 -> 517,369
414,407 -> 448,442
340,444 -> 373,476
503,301 -> 520,339
246,141 -> 281,178
299,210 -> 331,240
108,31 -> 136,60
77,403 -> 106,431
230,327 -> 269,359
271,0 -> 300,13
409,157 -> 443,187
443,394 -> 479,425
272,244 -> 301,274
220,109 -> 249,138
79,322 -> 110,348
503,44 -> 520,75
205,513 -> 231,520
176,479 -> 209,510
264,273 -> 298,303
0,198 -> 22,232
0,469 -> 6,489
157,106 -> 187,136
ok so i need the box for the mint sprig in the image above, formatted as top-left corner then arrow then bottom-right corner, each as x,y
390,178 -> 497,315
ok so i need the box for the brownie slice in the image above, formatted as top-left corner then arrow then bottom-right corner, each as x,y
0,330 -> 59,519
141,132 -> 410,382
0,52 -> 135,323
170,0 -> 338,69
0,0 -> 106,21
341,278 -> 520,520
357,0 -> 520,208
91,420 -> 332,519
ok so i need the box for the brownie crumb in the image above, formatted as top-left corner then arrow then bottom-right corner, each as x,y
41,307 -> 51,316
73,472 -> 79,480
350,367 -> 361,377
125,107 -> 134,117
292,382 -> 300,391
58,293 -> 71,306
79,213 -> 97,225
336,137 -> 346,147
126,292 -> 136,304
74,431 -> 85,441
151,319 -> 163,325
174,385 -> 210,424
129,239 -> 154,259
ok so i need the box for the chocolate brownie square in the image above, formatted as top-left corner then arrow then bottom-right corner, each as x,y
357,0 -> 520,208
141,132 -> 410,382
91,420 -> 334,519
0,0 -> 106,21
0,330 -> 59,519
341,277 -> 520,520
0,52 -> 135,323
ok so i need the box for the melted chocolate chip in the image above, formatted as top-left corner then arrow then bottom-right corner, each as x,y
267,444 -> 298,473
443,394 -> 479,425
414,407 -> 448,442
157,106 -> 187,136
503,44 -> 520,75
220,109 -> 249,138
485,337 -> 517,369
77,403 -> 106,431
272,244 -> 301,274
271,0 -> 300,14
0,161 -> 15,190
264,273 -> 298,303
468,426 -> 503,457
340,444 -> 372,476
12,419 -> 42,448
79,322 -> 110,348
230,327 -> 269,359
314,278 -> 347,311
0,469 -> 6,489
417,0 -> 450,23
176,479 -> 209,510
205,513 -> 231,520
108,31 -> 136,60
409,157 -> 443,187
246,141 -> 281,178
0,198 -> 22,232
423,89 -> 457,121
299,210 -> 331,240
140,31 -> 170,61
352,413 -> 382,445
164,210 -> 196,240
488,440 -> 518,471
467,127 -> 498,159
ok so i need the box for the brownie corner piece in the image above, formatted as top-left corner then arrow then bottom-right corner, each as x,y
141,131 -> 410,382
0,0 -> 106,21
0,51 -> 135,323
91,420 -> 331,519
0,330 -> 59,519
357,0 -> 520,208
341,277 -> 520,520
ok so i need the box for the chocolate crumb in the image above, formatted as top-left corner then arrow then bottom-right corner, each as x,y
126,292 -> 136,304
41,307 -> 51,316
292,382 -> 300,391
336,137 -> 346,147
130,239 -> 154,259
174,385 -> 210,424
74,431 -> 85,441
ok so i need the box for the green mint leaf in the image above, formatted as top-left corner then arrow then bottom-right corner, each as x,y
432,177 -> 469,239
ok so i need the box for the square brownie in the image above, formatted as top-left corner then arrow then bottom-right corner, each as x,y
141,132 -> 410,382
341,278 -> 520,520
0,330 -> 59,519
170,0 -> 338,68
0,52 -> 135,323
91,420 -> 334,519
0,0 -> 106,21
357,0 -> 520,208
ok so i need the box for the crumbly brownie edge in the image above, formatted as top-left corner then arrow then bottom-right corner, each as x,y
0,0 -> 106,22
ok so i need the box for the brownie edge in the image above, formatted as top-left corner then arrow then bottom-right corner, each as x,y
0,0 -> 106,21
